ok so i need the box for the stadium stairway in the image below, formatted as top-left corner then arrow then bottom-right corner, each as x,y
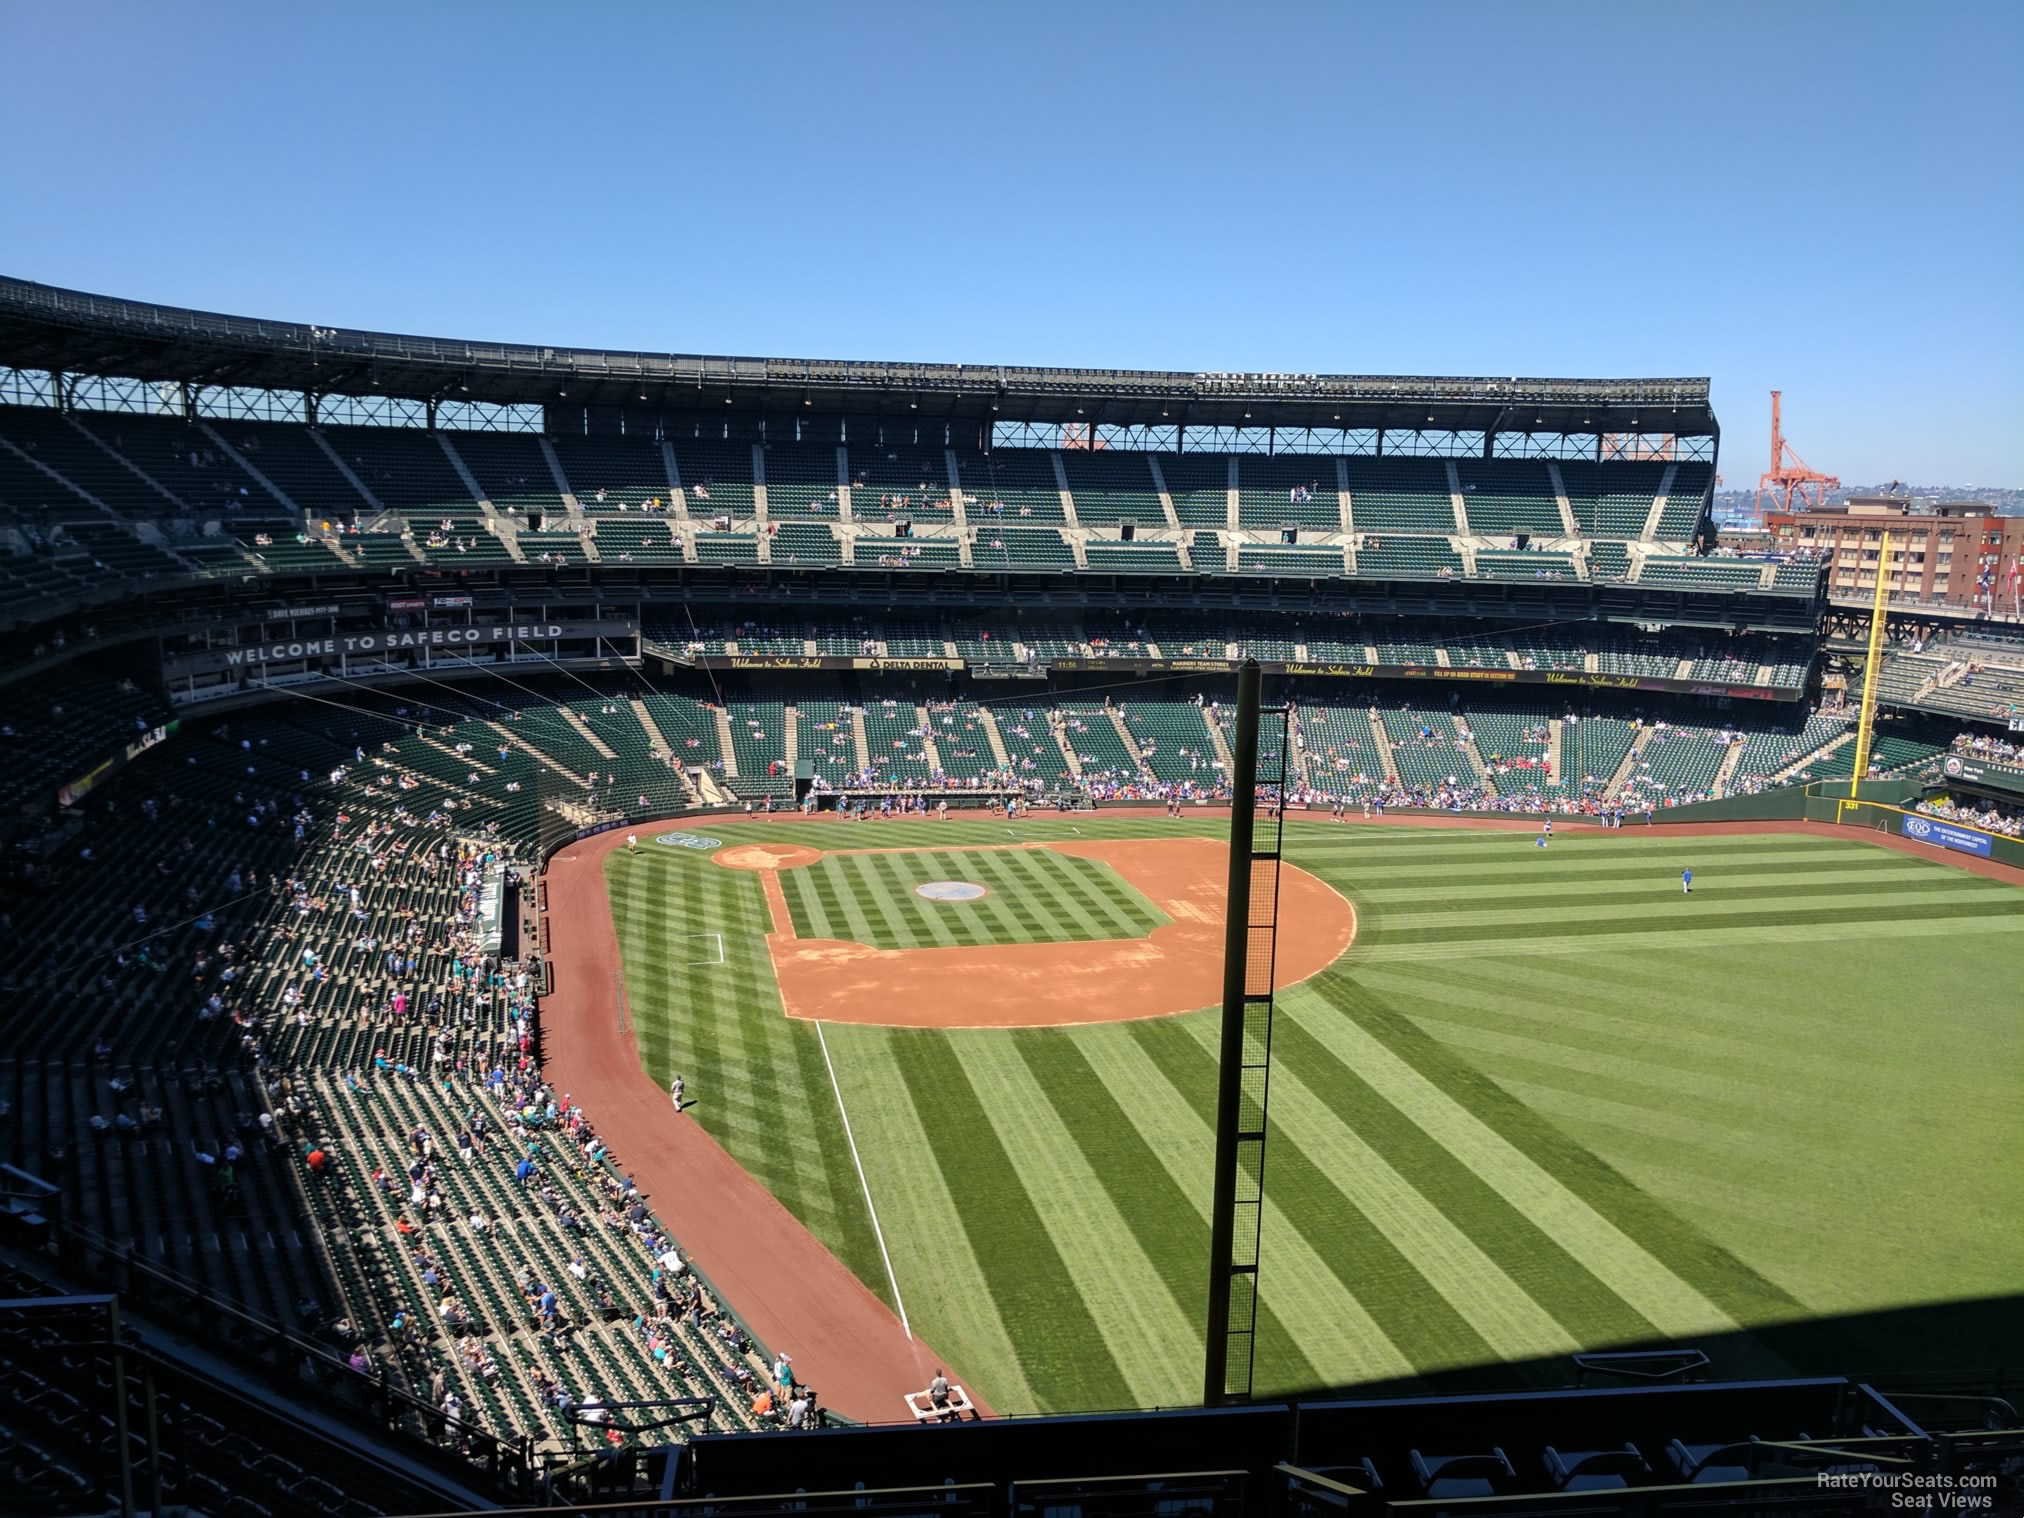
488,720 -> 589,788
1367,712 -> 1399,783
1607,725 -> 1656,794
1204,710 -> 1235,773
976,707 -> 1014,770
915,705 -> 944,773
1047,711 -> 1086,780
848,707 -> 872,773
560,707 -> 617,761
1712,740 -> 1747,794
1105,707 -> 1146,770
712,708 -> 739,777
1777,728 -> 1855,782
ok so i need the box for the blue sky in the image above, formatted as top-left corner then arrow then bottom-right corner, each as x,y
2,2 -> 2018,484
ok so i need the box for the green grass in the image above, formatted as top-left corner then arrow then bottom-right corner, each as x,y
776,845 -> 1168,948
608,819 -> 2024,1416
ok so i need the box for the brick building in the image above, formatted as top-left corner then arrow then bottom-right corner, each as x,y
1765,497 -> 2024,608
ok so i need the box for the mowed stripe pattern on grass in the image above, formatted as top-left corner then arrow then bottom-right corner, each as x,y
612,820 -> 2024,1417
777,846 -> 1169,949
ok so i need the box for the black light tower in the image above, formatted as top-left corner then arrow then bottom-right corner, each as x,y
1201,658 -> 1290,1406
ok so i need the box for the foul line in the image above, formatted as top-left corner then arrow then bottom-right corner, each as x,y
814,1019 -> 910,1338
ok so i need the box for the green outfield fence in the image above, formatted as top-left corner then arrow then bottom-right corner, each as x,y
1660,780 -> 2024,870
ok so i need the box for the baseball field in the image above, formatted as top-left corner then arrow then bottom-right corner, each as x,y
600,815 -> 2024,1416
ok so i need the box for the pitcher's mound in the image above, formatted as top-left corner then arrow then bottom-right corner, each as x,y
716,843 -> 823,872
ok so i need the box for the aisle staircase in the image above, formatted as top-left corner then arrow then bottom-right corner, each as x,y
560,707 -> 618,761
916,705 -> 943,773
849,708 -> 873,774
484,722 -> 587,788
1607,727 -> 1657,796
1776,730 -> 1854,783
1106,708 -> 1147,772
1367,713 -> 1399,784
627,699 -> 700,804
712,708 -> 739,778
977,708 -> 1013,769
1049,712 -> 1085,780
1204,710 -> 1235,772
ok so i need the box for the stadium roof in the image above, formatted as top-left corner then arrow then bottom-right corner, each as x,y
0,276 -> 1716,437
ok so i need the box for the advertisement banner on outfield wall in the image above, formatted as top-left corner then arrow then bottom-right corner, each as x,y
1900,814 -> 1994,857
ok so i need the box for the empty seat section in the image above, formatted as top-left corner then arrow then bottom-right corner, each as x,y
550,433 -> 673,510
594,516 -> 687,563
1,407 -> 187,526
1236,542 -> 1345,577
1380,708 -> 1483,793
881,621 -> 949,657
953,449 -> 1063,523
1639,557 -> 1764,591
1473,549 -> 1576,580
928,701 -> 1002,782
1157,454 -> 1228,526
1659,462 -> 1712,537
1188,530 -> 1227,573
760,442 -> 843,521
1455,460 -> 1562,536
1055,703 -> 1142,782
672,438 -> 757,518
1355,536 -> 1462,577
1588,540 -> 1633,581
71,412 -> 292,529
1084,540 -> 1183,571
1594,636 -> 1681,677
770,521 -> 841,567
215,421 -> 378,524
447,432 -> 564,518
972,526 -> 1073,570
854,535 -> 959,569
642,693 -> 722,767
725,702 -> 792,797
1118,702 -> 1220,784
995,706 -> 1076,784
322,426 -> 476,519
1237,455 -> 1339,529
1061,449 -> 1163,525
848,441 -> 954,525
519,530 -> 587,563
798,701 -> 857,785
1562,461 -> 1662,537
1772,561 -> 1823,594
1344,458 -> 1456,530
1299,706 -> 1384,797
693,531 -> 760,564
1626,723 -> 1733,802
861,700 -> 934,785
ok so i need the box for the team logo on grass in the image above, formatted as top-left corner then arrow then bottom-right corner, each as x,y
915,880 -> 987,902
656,834 -> 723,850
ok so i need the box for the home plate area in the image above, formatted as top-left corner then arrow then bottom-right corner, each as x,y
714,835 -> 1353,1029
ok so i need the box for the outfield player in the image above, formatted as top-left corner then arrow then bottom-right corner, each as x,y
1682,867 -> 1692,895
627,832 -> 639,856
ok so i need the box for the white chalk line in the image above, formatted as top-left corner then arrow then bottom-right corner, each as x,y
684,930 -> 724,966
814,1019 -> 910,1337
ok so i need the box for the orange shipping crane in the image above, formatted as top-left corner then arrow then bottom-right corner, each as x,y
1753,390 -> 1839,525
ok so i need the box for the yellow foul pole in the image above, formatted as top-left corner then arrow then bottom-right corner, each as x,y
1847,528 -> 1893,803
